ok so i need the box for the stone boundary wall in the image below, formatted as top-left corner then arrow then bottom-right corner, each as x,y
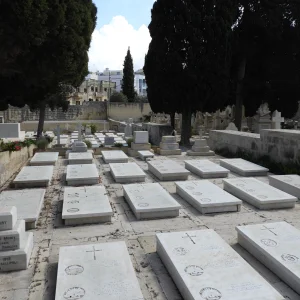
209,129 -> 300,164
3,102 -> 107,123
0,145 -> 35,187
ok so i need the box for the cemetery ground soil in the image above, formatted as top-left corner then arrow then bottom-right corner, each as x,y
1,153 -> 300,300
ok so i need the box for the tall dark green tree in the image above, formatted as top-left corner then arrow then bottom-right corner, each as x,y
0,0 -> 97,137
122,48 -> 135,102
231,0 -> 300,129
145,0 -> 237,145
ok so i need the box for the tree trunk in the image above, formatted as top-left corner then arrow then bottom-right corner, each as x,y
235,57 -> 247,131
37,103 -> 46,139
170,111 -> 175,129
180,106 -> 192,146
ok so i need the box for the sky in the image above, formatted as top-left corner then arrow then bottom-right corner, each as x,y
88,0 -> 155,72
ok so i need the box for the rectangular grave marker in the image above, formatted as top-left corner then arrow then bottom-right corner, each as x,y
220,158 -> 269,176
63,186 -> 113,225
55,241 -> 144,300
176,180 -> 242,214
236,221 -> 300,294
30,152 -> 59,166
110,163 -> 146,183
68,152 -> 93,165
66,164 -> 99,186
269,175 -> 300,199
156,229 -> 284,300
102,150 -> 128,163
123,183 -> 180,219
223,178 -> 297,209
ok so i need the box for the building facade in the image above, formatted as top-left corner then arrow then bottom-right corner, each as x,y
98,68 -> 123,93
134,71 -> 147,96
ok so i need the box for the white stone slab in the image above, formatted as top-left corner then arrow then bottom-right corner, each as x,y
0,220 -> 25,251
161,136 -> 176,143
66,165 -> 99,186
55,241 -> 144,300
0,207 -> 17,231
147,160 -> 190,181
0,232 -> 33,272
134,131 -> 149,144
176,180 -> 242,214
220,158 -> 269,176
13,166 -> 53,188
68,152 -> 93,165
102,150 -> 128,163
0,189 -> 45,229
223,178 -> 297,209
110,163 -> 146,183
269,175 -> 300,199
123,183 -> 181,219
236,221 -> 300,294
30,152 -> 59,166
104,136 -> 115,145
63,186 -> 113,225
185,160 -> 229,178
156,229 -> 284,300
138,150 -> 154,161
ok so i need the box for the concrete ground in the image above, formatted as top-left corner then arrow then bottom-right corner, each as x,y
0,152 -> 300,300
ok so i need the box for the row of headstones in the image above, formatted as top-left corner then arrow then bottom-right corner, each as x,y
54,221 -> 300,299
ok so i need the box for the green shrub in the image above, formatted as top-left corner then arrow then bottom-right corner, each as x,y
127,138 -> 133,147
36,138 -> 49,150
83,140 -> 92,149
114,142 -> 123,148
21,139 -> 36,147
90,124 -> 97,135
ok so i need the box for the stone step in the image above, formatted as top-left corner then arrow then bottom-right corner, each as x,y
223,178 -> 297,209
0,232 -> 33,272
156,229 -> 284,300
220,158 -> 269,176
176,180 -> 241,214
236,221 -> 300,295
62,186 -> 113,225
0,220 -> 25,251
55,241 -> 144,300
123,183 -> 181,219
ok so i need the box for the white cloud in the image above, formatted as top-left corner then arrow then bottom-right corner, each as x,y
88,16 -> 151,72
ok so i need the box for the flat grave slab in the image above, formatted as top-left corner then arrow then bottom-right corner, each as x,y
138,150 -> 154,161
55,241 -> 144,300
29,152 -> 59,166
66,164 -> 99,186
147,160 -> 190,181
123,183 -> 181,219
176,180 -> 242,214
220,158 -> 269,176
0,232 -> 33,272
269,175 -> 300,199
63,186 -> 113,225
236,221 -> 300,294
110,163 -> 146,183
13,166 -> 53,188
223,178 -> 297,209
185,159 -> 229,178
0,189 -> 45,229
68,152 -> 93,165
156,229 -> 284,300
102,150 -> 128,163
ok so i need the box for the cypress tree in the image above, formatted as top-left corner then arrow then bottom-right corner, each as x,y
122,48 -> 135,102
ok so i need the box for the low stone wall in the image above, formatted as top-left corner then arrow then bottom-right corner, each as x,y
209,129 -> 300,164
21,120 -> 109,132
0,145 -> 36,187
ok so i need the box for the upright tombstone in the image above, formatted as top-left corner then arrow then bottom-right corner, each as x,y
254,103 -> 272,133
77,123 -> 82,141
104,136 -> 115,146
71,141 -> 88,153
0,123 -> 24,139
0,206 -> 33,272
156,230 -> 284,300
187,127 -> 214,156
124,118 -> 133,139
55,242 -> 144,300
56,125 -> 61,145
272,110 -> 284,129
158,136 -> 181,155
226,122 -> 238,131
236,221 -> 300,294
129,131 -> 151,157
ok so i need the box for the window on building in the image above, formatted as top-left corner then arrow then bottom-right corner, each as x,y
95,87 -> 98,92
76,101 -> 80,105
89,98 -> 93,102
91,86 -> 94,92
84,88 -> 87,93
104,88 -> 107,92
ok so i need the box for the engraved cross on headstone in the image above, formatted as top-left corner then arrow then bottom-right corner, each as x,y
261,225 -> 277,236
182,233 -> 197,244
86,246 -> 102,260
